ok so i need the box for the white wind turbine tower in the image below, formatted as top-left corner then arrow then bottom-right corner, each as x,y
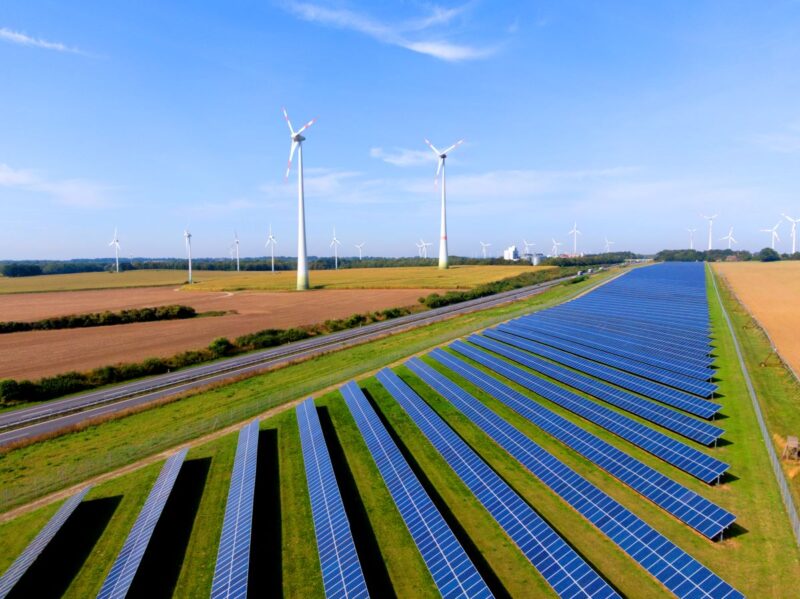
687,228 -> 697,250
701,214 -> 717,250
783,214 -> 799,254
330,227 -> 341,270
720,226 -> 737,250
604,237 -> 615,253
424,137 -> 463,269
283,107 -> 317,290
109,227 -> 121,273
568,222 -> 581,255
184,229 -> 193,284
480,241 -> 492,259
233,231 -> 240,272
759,220 -> 781,250
551,238 -> 562,257
416,240 -> 424,258
522,240 -> 535,256
354,242 -> 365,260
265,224 -> 277,273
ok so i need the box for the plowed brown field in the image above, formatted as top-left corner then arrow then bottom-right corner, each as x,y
0,288 -> 437,379
714,261 -> 800,375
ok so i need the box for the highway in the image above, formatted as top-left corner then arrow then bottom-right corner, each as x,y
0,274 -> 582,446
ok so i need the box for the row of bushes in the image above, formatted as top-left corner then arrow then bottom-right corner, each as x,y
0,305 -> 416,405
0,305 -> 197,334
418,267 -> 578,309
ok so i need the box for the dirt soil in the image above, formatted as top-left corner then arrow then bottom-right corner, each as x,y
0,288 -> 437,379
714,261 -> 800,376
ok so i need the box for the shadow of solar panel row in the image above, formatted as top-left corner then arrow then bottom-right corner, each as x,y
340,381 -> 492,599
97,448 -> 188,599
491,327 -> 720,414
411,355 -> 742,599
515,318 -> 716,376
495,322 -> 717,398
376,368 -> 618,599
297,399 -> 369,599
428,350 -> 735,539
210,419 -> 259,599
0,486 -> 92,599
451,341 -> 728,484
469,335 -> 725,447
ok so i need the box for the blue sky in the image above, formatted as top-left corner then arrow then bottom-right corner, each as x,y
1,1 -> 799,259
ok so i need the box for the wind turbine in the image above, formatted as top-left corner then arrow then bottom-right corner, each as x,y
283,107 -> 317,290
330,227 -> 341,270
551,239 -> 562,256
687,228 -> 697,250
701,214 -> 717,250
416,240 -> 424,258
108,227 -> 121,273
424,137 -> 463,269
232,231 -> 240,272
759,220 -> 781,250
522,240 -> 535,256
603,237 -> 615,253
184,229 -> 193,284
783,214 -> 799,254
422,239 -> 432,258
480,241 -> 492,259
720,226 -> 737,250
568,222 -> 581,255
354,242 -> 365,260
265,224 -> 277,273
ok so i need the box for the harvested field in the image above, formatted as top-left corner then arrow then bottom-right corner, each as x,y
0,270 -> 221,294
0,288 -> 434,380
713,261 -> 800,376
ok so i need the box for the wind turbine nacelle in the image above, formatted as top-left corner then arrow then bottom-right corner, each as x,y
292,134 -> 306,142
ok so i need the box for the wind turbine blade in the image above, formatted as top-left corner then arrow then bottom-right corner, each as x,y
285,141 -> 298,179
441,139 -> 464,155
282,107 -> 295,134
296,117 -> 317,135
424,139 -> 441,155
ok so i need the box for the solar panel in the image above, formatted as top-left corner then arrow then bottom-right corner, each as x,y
376,368 -> 618,598
489,327 -> 720,415
408,357 -> 742,599
296,398 -> 369,599
97,448 -> 188,599
0,486 -> 92,599
468,334 -> 725,446
427,349 -> 735,540
450,340 -> 729,484
495,322 -> 717,398
210,419 -> 260,599
340,381 -> 492,599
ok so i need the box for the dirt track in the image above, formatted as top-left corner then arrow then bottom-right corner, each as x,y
714,262 -> 800,376
0,288 -> 436,379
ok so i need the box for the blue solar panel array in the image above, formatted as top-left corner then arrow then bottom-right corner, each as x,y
340,381 -> 492,599
375,368 -> 619,598
211,419 -> 260,599
97,448 -> 188,599
467,334 -> 725,447
0,486 -> 92,599
427,349 -> 735,539
405,358 -> 742,598
297,398 -> 369,599
450,340 -> 729,484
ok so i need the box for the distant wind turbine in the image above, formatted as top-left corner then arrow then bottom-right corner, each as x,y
551,239 -> 562,256
330,227 -> 341,270
568,222 -> 581,255
283,107 -> 317,290
108,227 -> 121,273
687,228 -> 697,250
759,220 -> 781,250
354,242 -> 365,260
424,137 -> 463,269
701,214 -> 717,250
783,214 -> 799,254
480,241 -> 492,259
233,231 -> 240,272
522,240 -> 535,256
184,229 -> 193,284
720,226 -> 737,250
604,237 -> 615,253
416,240 -> 424,258
265,224 -> 277,273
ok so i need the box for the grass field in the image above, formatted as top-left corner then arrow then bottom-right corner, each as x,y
0,265 -> 553,294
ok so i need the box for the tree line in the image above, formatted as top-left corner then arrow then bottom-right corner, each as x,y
655,248 -> 799,262
0,305 -> 197,334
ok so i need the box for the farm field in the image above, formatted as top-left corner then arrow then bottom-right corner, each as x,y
0,288 -> 432,379
0,265 -> 553,294
713,261 -> 800,376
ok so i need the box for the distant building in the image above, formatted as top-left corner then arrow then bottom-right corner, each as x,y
531,253 -> 544,266
503,245 -> 520,261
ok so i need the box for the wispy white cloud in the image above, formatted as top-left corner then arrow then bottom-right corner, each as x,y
0,27 -> 85,54
753,122 -> 800,153
370,146 -> 437,167
0,163 -> 112,207
283,2 -> 497,62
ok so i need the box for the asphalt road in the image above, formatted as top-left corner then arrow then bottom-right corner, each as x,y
0,274 -> 578,446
